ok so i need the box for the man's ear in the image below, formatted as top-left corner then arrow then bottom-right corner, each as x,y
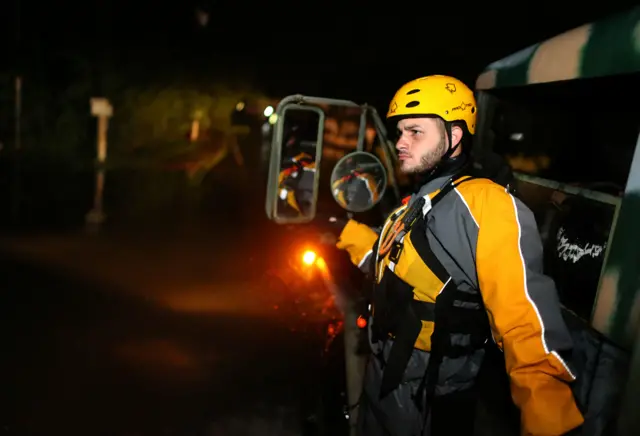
451,125 -> 464,148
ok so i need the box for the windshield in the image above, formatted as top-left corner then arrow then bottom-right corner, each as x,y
485,72 -> 640,189
479,73 -> 640,321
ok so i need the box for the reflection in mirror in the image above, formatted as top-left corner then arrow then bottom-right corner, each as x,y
276,108 -> 322,219
330,151 -> 387,213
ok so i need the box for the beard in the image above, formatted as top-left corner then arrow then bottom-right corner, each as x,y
400,136 -> 448,174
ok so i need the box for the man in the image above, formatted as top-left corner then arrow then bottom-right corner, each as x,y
334,75 -> 583,435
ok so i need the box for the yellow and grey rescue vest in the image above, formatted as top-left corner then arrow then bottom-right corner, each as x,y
370,175 -> 491,401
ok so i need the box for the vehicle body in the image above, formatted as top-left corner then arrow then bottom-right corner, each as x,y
265,6 -> 640,435
474,6 -> 640,434
265,97 -> 401,436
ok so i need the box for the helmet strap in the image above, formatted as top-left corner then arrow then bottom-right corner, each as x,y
421,122 -> 463,179
442,122 -> 462,161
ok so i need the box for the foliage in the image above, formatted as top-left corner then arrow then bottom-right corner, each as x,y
2,51 -> 268,164
1,51 -> 270,224
110,83 -> 265,156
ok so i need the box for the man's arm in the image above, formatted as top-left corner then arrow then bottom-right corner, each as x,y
336,219 -> 379,275
475,186 -> 584,435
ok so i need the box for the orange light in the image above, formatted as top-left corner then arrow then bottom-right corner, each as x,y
356,316 -> 367,329
302,250 -> 317,265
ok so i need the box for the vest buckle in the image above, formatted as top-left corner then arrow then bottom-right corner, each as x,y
389,241 -> 403,263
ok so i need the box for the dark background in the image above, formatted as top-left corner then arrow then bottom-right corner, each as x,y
3,0 -> 638,107
0,2 -> 638,435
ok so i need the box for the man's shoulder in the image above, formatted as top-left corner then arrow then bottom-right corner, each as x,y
456,177 -> 513,200
450,177 -> 523,224
455,177 -> 538,229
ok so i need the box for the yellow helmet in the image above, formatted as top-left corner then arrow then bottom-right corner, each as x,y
386,75 -> 477,135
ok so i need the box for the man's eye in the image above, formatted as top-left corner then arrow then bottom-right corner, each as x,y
411,130 -> 421,135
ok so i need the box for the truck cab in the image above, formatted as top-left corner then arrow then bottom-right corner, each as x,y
264,95 -> 405,435
264,6 -> 640,434
474,6 -> 640,434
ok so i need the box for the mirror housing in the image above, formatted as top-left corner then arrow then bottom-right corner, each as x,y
265,95 -> 404,225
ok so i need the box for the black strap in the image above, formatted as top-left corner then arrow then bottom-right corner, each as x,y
410,187 -> 492,414
401,197 -> 426,229
399,175 -> 476,236
430,175 -> 476,208
379,299 -> 436,399
413,279 -> 459,410
373,267 -> 437,398
379,302 -> 423,399
411,299 -> 435,322
414,291 -> 491,414
386,176 -> 476,267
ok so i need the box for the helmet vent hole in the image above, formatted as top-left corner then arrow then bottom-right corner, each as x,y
471,107 -> 476,114
406,89 -> 420,95
405,101 -> 420,108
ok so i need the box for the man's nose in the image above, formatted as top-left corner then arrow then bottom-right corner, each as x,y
396,135 -> 408,150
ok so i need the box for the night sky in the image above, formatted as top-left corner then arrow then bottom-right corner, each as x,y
2,0 -> 639,110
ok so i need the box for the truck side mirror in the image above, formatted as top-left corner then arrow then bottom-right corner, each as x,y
265,104 -> 325,223
330,151 -> 387,213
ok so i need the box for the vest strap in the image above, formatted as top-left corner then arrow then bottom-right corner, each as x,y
378,297 -> 436,399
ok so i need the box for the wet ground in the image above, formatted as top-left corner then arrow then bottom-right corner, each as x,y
0,156 -> 348,436
0,235 -> 348,436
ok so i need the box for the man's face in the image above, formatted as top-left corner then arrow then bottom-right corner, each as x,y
395,117 -> 448,174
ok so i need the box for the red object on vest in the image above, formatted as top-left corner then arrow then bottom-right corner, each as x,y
401,196 -> 411,205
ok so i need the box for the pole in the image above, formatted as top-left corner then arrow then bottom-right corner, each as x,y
318,261 -> 366,436
86,100 -> 112,227
11,76 -> 22,223
11,0 -> 22,224
94,115 -> 108,218
14,77 -> 21,152
342,297 -> 366,436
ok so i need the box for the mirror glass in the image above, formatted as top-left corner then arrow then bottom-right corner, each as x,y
275,107 -> 322,219
330,151 -> 387,212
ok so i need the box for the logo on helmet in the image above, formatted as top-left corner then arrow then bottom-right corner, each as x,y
452,102 -> 472,112
445,83 -> 457,94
